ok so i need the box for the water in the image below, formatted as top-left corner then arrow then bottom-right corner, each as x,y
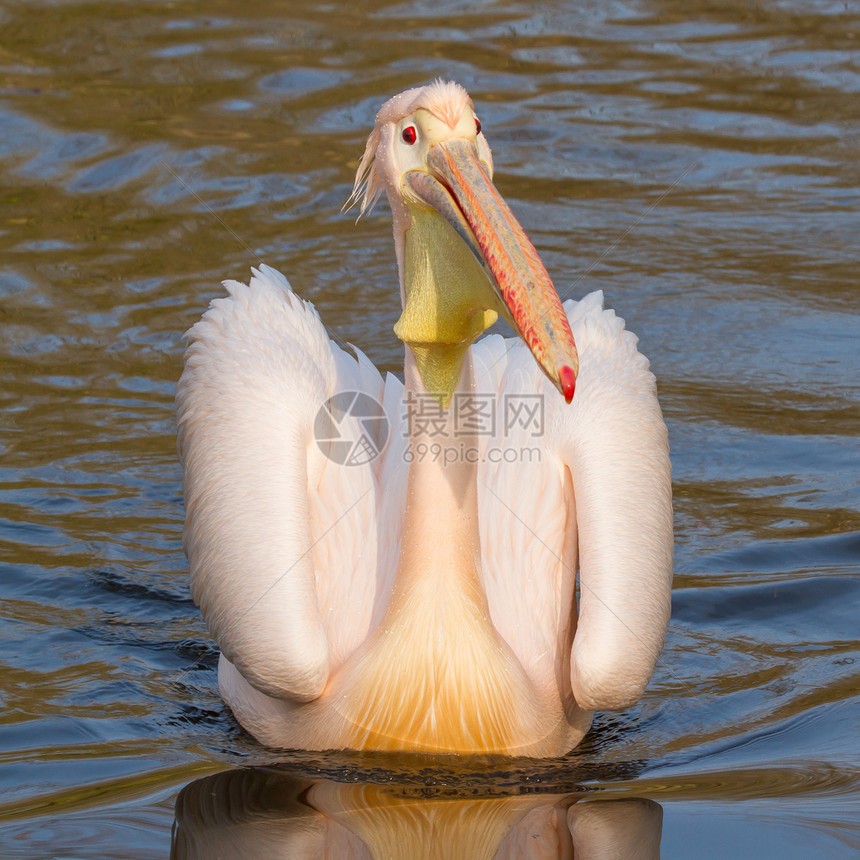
1,0 -> 858,856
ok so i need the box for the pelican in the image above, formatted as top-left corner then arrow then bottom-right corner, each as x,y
176,81 -> 673,757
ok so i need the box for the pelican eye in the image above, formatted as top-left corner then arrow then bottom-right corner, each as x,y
402,125 -> 417,145
475,117 -> 482,134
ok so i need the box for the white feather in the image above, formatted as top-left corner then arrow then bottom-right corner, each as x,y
177,267 -> 672,749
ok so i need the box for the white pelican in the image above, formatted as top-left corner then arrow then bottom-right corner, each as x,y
176,81 -> 673,757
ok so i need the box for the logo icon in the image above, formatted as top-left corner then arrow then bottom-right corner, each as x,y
314,391 -> 389,466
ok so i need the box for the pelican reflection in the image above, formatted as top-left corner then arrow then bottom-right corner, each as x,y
172,766 -> 662,859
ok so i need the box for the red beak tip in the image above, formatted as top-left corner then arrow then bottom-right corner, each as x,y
559,365 -> 576,404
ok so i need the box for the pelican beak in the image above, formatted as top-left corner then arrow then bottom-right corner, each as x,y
403,137 -> 578,403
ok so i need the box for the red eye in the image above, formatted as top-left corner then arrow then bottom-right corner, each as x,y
402,125 -> 417,145
475,117 -> 482,135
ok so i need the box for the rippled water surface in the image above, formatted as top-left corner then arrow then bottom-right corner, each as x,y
1,0 -> 858,856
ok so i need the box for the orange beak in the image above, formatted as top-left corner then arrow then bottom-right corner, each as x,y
403,137 -> 578,402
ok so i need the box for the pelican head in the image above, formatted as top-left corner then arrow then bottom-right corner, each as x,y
349,80 -> 578,406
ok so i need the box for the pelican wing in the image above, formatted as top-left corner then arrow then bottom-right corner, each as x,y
475,292 -> 673,711
176,266 -> 382,701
